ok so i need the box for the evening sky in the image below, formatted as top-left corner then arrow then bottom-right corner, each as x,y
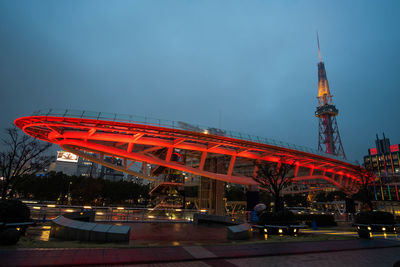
1,1 -> 399,162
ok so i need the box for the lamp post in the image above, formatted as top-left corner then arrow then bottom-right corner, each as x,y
67,181 -> 72,205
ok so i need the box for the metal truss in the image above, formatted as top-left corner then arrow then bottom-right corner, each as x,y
16,114 -> 361,193
318,115 -> 346,159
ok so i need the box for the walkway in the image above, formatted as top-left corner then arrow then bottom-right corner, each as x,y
1,238 -> 400,266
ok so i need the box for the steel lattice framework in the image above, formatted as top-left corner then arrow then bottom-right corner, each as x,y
315,35 -> 346,159
15,110 -> 361,194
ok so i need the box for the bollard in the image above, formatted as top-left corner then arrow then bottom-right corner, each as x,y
312,220 -> 317,230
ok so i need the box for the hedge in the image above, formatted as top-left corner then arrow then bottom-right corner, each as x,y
295,214 -> 337,227
355,211 -> 395,225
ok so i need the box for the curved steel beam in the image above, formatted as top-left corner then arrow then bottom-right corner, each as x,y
62,145 -> 156,181
14,115 -> 363,192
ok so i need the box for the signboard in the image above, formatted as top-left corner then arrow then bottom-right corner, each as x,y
56,151 -> 79,162
369,148 -> 377,155
390,144 -> 399,152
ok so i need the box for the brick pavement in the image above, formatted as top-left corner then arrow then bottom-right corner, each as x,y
1,239 -> 400,266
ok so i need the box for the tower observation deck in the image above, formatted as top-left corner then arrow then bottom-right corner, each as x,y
315,34 -> 346,159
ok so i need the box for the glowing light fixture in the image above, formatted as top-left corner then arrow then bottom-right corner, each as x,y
367,226 -> 372,231
278,229 -> 283,233
47,204 -> 56,208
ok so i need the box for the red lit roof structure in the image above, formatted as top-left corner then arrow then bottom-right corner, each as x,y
15,109 -> 362,194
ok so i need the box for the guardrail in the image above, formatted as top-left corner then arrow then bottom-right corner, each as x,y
30,108 -> 355,164
28,204 -> 198,222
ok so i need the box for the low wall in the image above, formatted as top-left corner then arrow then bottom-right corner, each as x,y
50,215 -> 130,243
194,213 -> 242,225
63,211 -> 95,222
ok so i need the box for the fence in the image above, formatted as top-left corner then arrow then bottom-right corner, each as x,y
31,108 -> 355,164
27,204 -> 197,223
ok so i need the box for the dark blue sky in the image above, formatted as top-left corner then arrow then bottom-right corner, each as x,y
1,1 -> 399,162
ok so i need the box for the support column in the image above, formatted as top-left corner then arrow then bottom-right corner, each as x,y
198,156 -> 226,215
246,184 -> 259,211
214,180 -> 225,216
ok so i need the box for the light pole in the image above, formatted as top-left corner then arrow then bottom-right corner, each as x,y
67,181 -> 72,205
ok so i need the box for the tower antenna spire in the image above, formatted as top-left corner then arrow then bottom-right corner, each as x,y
317,31 -> 322,63
315,34 -> 346,159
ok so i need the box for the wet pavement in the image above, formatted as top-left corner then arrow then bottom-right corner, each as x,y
126,222 -> 228,246
4,222 -> 400,266
2,238 -> 400,266
26,222 -> 230,245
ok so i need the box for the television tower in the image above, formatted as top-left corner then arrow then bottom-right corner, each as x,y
315,34 -> 346,159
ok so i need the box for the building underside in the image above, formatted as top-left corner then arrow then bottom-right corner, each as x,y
15,110 -> 362,201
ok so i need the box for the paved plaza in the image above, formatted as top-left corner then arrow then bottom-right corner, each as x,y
131,247 -> 400,267
1,238 -> 400,266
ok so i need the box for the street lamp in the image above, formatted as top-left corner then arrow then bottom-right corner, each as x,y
67,181 -> 72,205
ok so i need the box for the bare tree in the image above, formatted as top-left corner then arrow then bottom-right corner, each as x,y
0,127 -> 52,199
253,161 -> 295,213
354,165 -> 375,211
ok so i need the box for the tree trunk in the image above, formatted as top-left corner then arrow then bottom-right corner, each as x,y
274,194 -> 283,213
362,187 -> 373,211
1,179 -> 10,200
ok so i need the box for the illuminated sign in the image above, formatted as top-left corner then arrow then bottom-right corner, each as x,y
56,151 -> 79,162
369,148 -> 377,155
390,144 -> 399,152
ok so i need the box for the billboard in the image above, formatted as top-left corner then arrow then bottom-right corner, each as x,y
390,144 -> 399,153
57,151 -> 79,162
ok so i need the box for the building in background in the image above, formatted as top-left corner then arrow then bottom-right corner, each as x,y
76,154 -> 98,178
364,133 -> 400,201
48,150 -> 98,177
48,150 -> 79,176
100,157 -> 124,182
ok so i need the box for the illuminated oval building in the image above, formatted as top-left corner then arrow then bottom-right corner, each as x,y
15,42 -> 360,214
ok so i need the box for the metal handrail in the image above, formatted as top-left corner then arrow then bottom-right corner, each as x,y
30,108 -> 355,164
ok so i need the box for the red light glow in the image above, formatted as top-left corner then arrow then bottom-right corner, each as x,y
15,115 -> 362,193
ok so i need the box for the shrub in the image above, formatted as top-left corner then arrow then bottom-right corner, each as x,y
355,211 -> 395,225
0,228 -> 20,245
258,209 -> 297,225
295,214 -> 337,227
0,199 -> 30,223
